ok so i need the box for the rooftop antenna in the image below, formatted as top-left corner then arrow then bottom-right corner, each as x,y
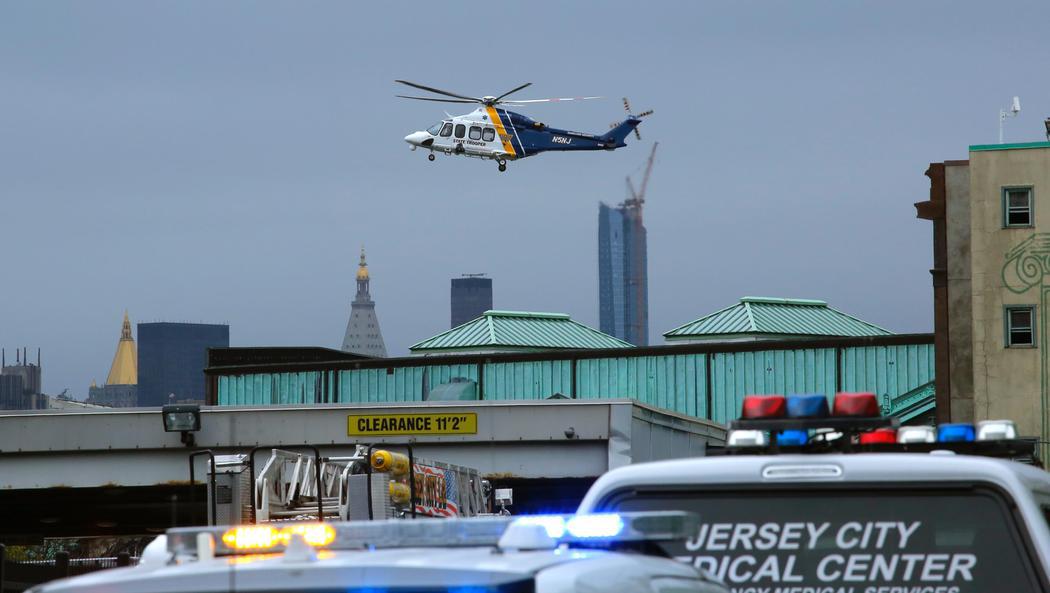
1000,96 -> 1021,144
461,273 -> 487,278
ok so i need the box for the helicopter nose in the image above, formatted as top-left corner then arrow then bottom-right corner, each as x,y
404,131 -> 429,146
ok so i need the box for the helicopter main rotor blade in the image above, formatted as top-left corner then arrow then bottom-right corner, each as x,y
396,95 -> 478,104
504,96 -> 602,104
395,80 -> 481,103
494,82 -> 532,103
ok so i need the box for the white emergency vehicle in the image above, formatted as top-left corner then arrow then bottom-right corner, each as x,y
203,445 -> 488,524
28,514 -> 728,593
578,392 -> 1050,593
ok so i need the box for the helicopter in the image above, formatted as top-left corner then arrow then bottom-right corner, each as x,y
397,80 -> 653,172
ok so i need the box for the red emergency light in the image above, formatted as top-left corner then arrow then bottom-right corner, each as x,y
858,427 -> 897,444
831,392 -> 880,417
741,394 -> 787,419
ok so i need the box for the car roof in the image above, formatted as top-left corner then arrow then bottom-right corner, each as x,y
578,452 -> 1050,510
38,545 -> 701,593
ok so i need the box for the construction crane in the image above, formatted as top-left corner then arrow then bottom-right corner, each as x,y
622,142 -> 657,347
623,142 -> 658,217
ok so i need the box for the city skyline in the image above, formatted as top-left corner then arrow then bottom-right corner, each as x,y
5,1 -> 1050,396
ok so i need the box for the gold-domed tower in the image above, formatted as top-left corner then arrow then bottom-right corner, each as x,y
107,311 -> 138,385
341,247 -> 387,357
87,311 -> 139,407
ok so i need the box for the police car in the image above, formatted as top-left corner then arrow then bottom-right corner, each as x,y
29,514 -> 728,593
577,392 -> 1050,593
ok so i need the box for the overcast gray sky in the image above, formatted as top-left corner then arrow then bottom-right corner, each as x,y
3,1 -> 1050,397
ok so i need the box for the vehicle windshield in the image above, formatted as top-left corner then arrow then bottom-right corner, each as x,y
606,487 -> 1042,592
426,122 -> 443,135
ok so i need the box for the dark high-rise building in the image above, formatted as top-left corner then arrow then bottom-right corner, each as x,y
138,322 -> 229,406
451,275 -> 493,327
0,348 -> 43,409
0,374 -> 27,410
598,202 -> 648,346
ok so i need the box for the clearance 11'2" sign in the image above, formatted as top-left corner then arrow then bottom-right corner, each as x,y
347,413 -> 478,436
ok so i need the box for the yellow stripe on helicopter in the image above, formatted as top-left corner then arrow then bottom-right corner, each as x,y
485,106 -> 517,159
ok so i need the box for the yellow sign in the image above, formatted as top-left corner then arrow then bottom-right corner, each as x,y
347,412 -> 478,436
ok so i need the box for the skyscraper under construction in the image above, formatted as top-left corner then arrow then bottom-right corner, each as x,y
598,143 -> 657,347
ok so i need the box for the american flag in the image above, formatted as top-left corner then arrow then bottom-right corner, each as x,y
412,465 -> 460,517
443,469 -> 460,516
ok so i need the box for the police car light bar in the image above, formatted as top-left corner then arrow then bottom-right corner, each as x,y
731,392 -> 896,432
514,511 -> 696,543
166,512 -> 699,558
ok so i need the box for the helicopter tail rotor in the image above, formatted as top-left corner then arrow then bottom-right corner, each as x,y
609,98 -> 654,141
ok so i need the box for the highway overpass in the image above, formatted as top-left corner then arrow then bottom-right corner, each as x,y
0,399 -> 725,542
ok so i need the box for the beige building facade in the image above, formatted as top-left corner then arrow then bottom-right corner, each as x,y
918,141 -> 1050,443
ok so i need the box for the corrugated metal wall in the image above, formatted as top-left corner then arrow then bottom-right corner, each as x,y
576,355 -> 705,418
484,360 -> 571,400
710,348 -> 836,424
840,344 -> 935,409
216,343 -> 935,423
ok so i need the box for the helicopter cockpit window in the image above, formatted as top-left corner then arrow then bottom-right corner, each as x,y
439,123 -> 453,137
469,126 -> 482,140
454,124 -> 465,139
482,128 -> 495,142
427,123 -> 443,135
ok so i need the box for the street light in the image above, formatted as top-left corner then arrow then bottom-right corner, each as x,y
162,404 -> 201,447
999,96 -> 1021,144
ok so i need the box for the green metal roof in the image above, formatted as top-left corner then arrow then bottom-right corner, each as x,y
664,297 -> 892,339
970,141 -> 1050,152
410,310 -> 634,352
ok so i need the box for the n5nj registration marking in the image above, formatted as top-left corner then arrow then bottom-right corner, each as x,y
347,413 -> 478,436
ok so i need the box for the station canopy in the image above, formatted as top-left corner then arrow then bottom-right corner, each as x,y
664,297 -> 892,343
410,310 -> 633,355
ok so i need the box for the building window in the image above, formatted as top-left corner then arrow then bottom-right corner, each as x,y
1003,187 -> 1033,227
1006,305 -> 1036,347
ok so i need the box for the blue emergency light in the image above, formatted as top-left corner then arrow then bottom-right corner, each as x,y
775,429 -> 809,445
786,394 -> 829,418
937,423 -> 976,442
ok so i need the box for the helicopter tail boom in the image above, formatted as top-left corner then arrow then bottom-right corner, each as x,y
600,117 -> 642,147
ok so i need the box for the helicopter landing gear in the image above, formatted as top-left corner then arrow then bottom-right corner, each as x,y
428,153 -> 435,162
497,159 -> 507,172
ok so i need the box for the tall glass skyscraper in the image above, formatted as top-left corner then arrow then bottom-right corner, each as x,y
598,202 -> 648,346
